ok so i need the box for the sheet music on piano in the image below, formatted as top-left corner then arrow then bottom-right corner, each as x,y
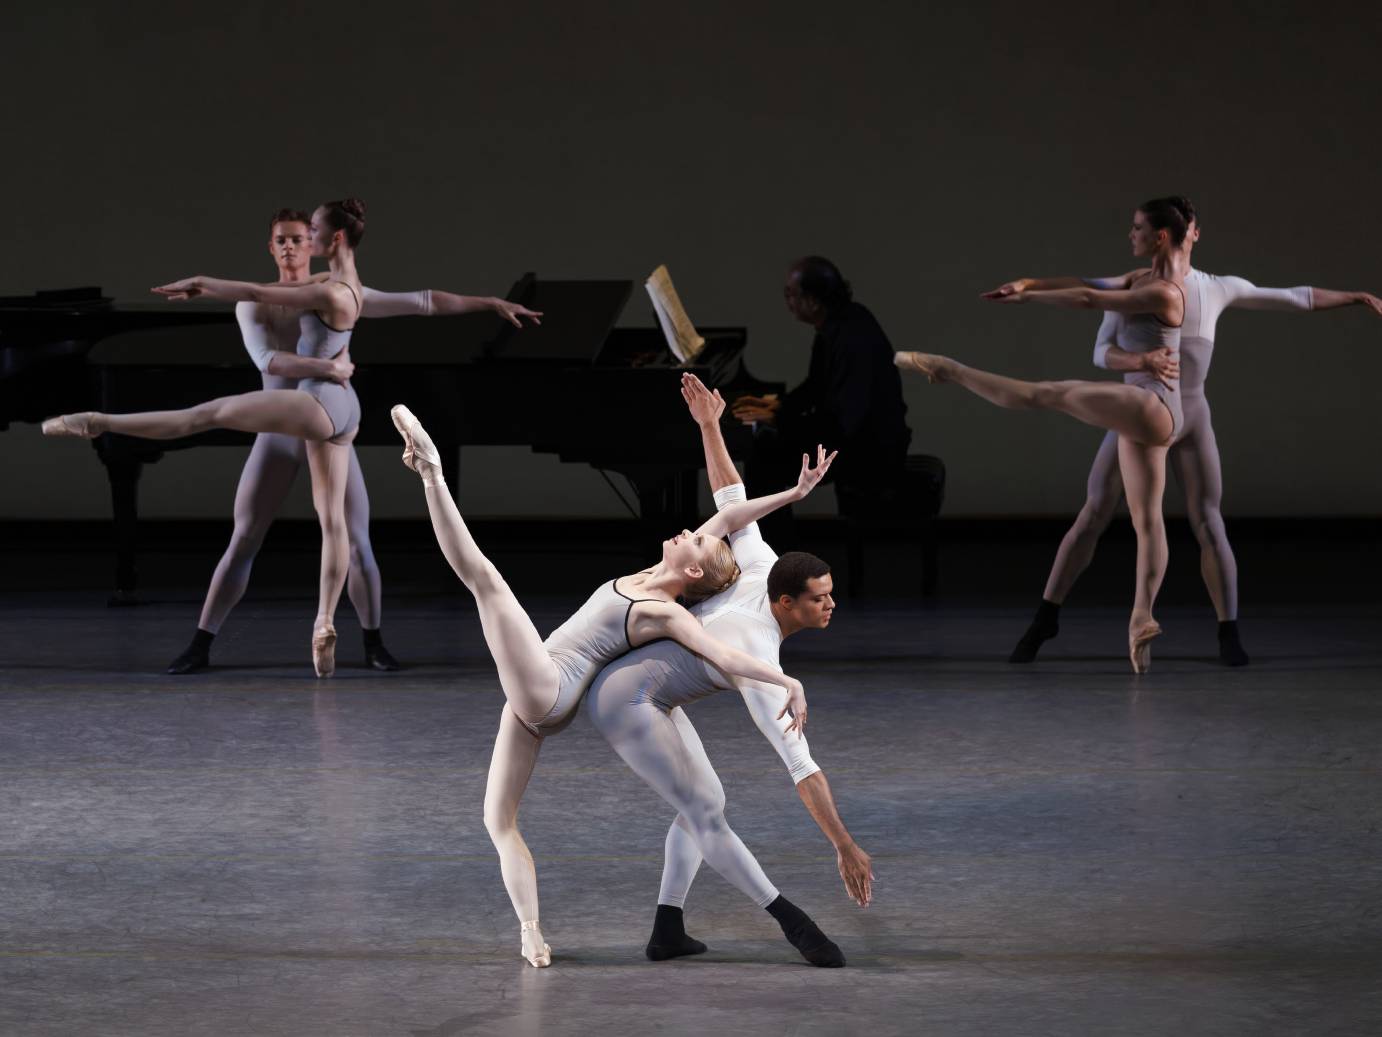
644,265 -> 705,366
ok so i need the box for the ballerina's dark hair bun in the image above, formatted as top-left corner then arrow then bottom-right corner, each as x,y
321,197 -> 367,248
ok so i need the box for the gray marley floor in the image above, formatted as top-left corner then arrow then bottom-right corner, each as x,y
2,595 -> 1381,1036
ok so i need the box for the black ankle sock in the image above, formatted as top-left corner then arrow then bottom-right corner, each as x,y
765,895 -> 845,967
363,629 -> 401,671
1010,598 -> 1061,664
645,904 -> 707,961
1218,620 -> 1250,667
167,628 -> 214,675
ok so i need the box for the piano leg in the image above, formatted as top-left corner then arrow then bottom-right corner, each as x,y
96,440 -> 144,606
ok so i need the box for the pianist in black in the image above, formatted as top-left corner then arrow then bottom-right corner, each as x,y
44,198 -> 373,678
731,257 -> 911,544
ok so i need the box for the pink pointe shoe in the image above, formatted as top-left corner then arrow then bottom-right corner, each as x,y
389,404 -> 443,481
312,623 -> 337,678
521,920 -> 552,968
1129,621 -> 1163,674
893,352 -> 950,383
42,413 -> 101,438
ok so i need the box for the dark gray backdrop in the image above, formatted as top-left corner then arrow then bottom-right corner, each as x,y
5,3 -> 1378,519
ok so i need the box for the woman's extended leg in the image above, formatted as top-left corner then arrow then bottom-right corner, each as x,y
46,390 -> 334,441
895,353 -> 1173,445
393,406 -> 559,722
1118,436 -> 1170,673
483,705 -> 550,966
305,438 -> 353,676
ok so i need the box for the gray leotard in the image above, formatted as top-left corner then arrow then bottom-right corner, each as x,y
526,577 -> 659,736
1116,278 -> 1185,441
295,282 -> 361,442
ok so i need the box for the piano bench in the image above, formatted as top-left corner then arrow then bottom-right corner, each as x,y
835,454 -> 945,599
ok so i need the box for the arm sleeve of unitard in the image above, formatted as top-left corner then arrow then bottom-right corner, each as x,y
713,483 -> 778,576
1217,275 -> 1314,312
705,615 -> 820,783
235,300 -> 278,373
358,286 -> 436,318
738,677 -> 821,783
1091,310 -> 1121,369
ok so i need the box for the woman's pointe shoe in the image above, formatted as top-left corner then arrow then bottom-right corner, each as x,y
312,623 -> 337,678
521,920 -> 552,968
1129,621 -> 1162,674
389,404 -> 443,480
41,413 -> 100,438
893,352 -> 950,383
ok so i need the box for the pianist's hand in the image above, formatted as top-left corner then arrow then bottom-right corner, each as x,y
731,394 -> 780,425
680,373 -> 725,427
328,351 -> 355,385
492,299 -> 543,328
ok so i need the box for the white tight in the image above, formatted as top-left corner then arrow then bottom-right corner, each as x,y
939,360 -> 1171,633
95,389 -> 353,629
586,687 -> 779,909
420,479 -> 560,924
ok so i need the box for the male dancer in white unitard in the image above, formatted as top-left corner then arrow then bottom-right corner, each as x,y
1010,197 -> 1382,667
584,374 -> 870,967
167,208 -> 541,674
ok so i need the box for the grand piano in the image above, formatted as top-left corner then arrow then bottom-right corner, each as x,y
1,277 -> 781,600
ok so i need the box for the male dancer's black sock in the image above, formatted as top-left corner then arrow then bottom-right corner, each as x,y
362,628 -> 401,671
1217,620 -> 1250,667
167,628 -> 215,675
765,895 -> 845,967
1010,598 -> 1061,663
645,904 -> 707,961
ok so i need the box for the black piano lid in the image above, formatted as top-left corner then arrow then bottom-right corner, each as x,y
486,277 -> 634,363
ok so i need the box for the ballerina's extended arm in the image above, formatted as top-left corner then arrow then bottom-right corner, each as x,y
982,277 -> 1182,323
691,445 -> 837,541
628,602 -> 811,737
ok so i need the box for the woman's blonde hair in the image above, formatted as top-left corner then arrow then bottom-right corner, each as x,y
682,538 -> 741,605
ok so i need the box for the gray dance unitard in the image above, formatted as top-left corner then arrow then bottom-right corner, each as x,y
1063,270 -> 1313,619
198,288 -> 438,633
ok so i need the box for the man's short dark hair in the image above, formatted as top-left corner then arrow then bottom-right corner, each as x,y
768,551 -> 832,601
269,207 -> 310,232
792,256 -> 853,312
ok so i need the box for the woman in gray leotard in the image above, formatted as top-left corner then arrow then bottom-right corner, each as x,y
895,197 -> 1189,672
42,197 -> 369,677
389,403 -> 833,968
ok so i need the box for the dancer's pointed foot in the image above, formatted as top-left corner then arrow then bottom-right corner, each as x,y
312,622 -> 337,678
521,920 -> 552,968
893,351 -> 952,383
1129,619 -> 1162,674
765,894 -> 846,968
42,412 -> 102,438
390,404 -> 443,483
